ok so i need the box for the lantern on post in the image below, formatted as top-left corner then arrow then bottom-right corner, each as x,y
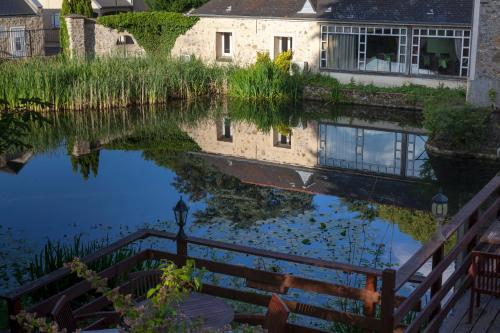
432,188 -> 448,240
173,197 -> 189,258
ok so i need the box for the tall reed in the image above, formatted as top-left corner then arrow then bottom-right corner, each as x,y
0,57 -> 227,111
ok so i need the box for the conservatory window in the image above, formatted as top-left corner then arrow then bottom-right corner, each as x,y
411,28 -> 470,77
320,25 -> 407,73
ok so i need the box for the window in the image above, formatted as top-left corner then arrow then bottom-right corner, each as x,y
320,25 -> 407,73
274,128 -> 291,148
274,36 -> 292,58
411,28 -> 470,77
216,32 -> 232,59
51,13 -> 60,28
217,118 -> 233,142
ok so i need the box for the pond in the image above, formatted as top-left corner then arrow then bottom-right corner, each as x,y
1,100 -> 499,298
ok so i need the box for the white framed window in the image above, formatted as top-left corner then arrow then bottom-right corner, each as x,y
274,128 -> 292,148
274,36 -> 292,57
320,25 -> 407,74
51,13 -> 60,28
410,28 -> 471,77
216,32 -> 233,59
10,26 -> 26,58
217,117 -> 233,142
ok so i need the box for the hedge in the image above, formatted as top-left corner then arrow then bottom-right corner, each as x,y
97,11 -> 198,55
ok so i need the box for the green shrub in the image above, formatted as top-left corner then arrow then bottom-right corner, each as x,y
146,0 -> 208,12
256,51 -> 271,64
97,11 -> 198,55
423,99 -> 492,150
228,56 -> 301,102
273,50 -> 293,72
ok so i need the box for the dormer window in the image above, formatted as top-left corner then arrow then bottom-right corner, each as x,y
297,0 -> 316,14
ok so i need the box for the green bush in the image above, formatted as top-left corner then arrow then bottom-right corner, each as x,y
273,50 -> 293,72
228,56 -> 302,102
146,0 -> 208,12
423,99 -> 492,150
97,11 -> 198,55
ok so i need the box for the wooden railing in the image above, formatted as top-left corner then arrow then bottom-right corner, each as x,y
389,174 -> 500,333
1,230 -> 396,333
2,174 -> 499,333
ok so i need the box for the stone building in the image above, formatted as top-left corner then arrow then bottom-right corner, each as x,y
65,14 -> 145,58
467,0 -> 500,107
172,0 -> 476,88
0,0 -> 44,58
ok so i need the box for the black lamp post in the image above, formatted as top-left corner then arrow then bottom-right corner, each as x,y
432,188 -> 448,240
173,196 -> 189,240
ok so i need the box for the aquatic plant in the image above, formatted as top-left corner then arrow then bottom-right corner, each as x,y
0,57 -> 226,111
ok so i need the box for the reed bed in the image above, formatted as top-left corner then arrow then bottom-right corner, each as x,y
0,56 -> 227,111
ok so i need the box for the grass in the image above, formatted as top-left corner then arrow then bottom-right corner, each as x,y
0,56 -> 227,111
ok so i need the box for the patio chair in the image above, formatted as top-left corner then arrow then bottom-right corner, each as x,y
235,293 -> 290,332
51,295 -> 120,333
468,251 -> 500,323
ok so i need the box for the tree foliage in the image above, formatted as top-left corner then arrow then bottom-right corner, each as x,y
146,0 -> 208,13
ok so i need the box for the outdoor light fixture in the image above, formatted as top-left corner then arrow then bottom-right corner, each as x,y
432,188 -> 448,240
173,196 -> 189,238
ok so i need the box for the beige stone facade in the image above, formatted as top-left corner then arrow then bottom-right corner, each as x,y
172,17 -> 467,89
65,15 -> 145,58
183,118 -> 319,168
0,16 -> 44,58
172,17 -> 321,70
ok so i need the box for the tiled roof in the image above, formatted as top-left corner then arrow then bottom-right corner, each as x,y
193,0 -> 474,25
0,0 -> 38,16
94,0 -> 133,8
194,152 -> 433,211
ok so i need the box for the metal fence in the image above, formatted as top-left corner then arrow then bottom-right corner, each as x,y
0,28 -> 61,59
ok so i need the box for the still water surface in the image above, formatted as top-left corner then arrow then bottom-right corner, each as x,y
1,101 -> 498,293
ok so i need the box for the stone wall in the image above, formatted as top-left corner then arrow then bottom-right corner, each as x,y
0,15 -> 44,57
303,86 -> 424,110
65,15 -> 145,58
172,17 -> 321,70
183,118 -> 319,168
467,0 -> 500,107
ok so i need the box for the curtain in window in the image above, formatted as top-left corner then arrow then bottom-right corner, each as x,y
327,34 -> 358,70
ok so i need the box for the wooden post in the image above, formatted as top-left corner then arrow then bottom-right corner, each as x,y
7,297 -> 22,333
380,269 -> 396,333
430,245 -> 444,321
363,274 -> 377,333
467,211 -> 479,253
176,224 -> 188,266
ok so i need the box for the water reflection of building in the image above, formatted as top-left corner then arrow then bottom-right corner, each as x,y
318,122 -> 427,178
0,151 -> 33,175
184,116 -> 428,179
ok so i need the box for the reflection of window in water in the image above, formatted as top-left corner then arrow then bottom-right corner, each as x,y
318,123 -> 428,178
217,118 -> 233,142
274,128 -> 292,148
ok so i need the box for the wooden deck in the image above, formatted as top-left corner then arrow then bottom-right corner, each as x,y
441,291 -> 500,332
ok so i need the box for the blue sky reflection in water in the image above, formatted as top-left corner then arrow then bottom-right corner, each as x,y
1,103 -> 499,293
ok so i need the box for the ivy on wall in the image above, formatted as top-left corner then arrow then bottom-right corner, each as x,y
97,12 -> 199,55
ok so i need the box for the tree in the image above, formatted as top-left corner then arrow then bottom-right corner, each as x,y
146,0 -> 208,13
60,0 -> 93,54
